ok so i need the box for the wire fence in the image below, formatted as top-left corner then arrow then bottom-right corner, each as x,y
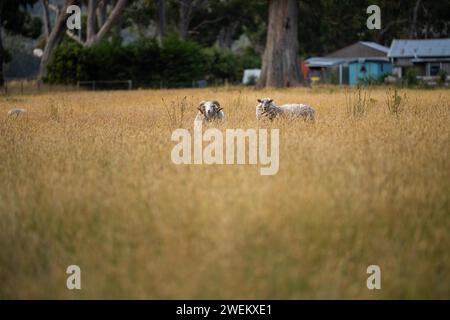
1,78 -> 236,95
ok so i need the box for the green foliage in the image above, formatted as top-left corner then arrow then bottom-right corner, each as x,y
0,0 -> 42,38
44,42 -> 86,84
238,47 -> 261,69
203,47 -> 239,82
438,70 -> 448,86
405,68 -> 419,86
83,40 -> 133,81
45,36 -> 261,87
160,35 -> 206,85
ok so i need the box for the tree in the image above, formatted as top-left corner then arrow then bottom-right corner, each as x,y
39,0 -> 128,80
258,0 -> 301,88
39,0 -> 78,80
65,0 -> 128,46
0,0 -> 41,87
157,0 -> 167,40
178,0 -> 207,39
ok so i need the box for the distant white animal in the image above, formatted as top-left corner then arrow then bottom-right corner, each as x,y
33,48 -> 44,58
7,108 -> 27,118
256,98 -> 315,121
195,100 -> 225,123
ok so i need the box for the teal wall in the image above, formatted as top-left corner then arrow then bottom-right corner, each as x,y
349,61 -> 392,85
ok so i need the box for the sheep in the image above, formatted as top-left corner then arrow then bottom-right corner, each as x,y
195,100 -> 225,123
256,98 -> 315,121
7,108 -> 27,118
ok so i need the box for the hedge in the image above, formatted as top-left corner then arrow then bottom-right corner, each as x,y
45,36 -> 261,87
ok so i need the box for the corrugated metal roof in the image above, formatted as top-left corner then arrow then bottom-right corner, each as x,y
359,41 -> 389,53
305,56 -> 389,67
305,57 -> 345,67
388,39 -> 450,58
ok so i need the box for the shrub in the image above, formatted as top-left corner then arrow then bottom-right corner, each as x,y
160,35 -> 207,86
438,70 -> 448,86
203,47 -> 240,82
405,67 -> 418,86
45,36 -> 261,87
45,42 -> 87,84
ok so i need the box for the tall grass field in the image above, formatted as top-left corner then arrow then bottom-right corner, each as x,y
0,86 -> 449,299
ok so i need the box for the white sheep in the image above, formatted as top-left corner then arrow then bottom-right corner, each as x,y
7,108 -> 27,118
256,98 -> 315,121
195,100 -> 225,123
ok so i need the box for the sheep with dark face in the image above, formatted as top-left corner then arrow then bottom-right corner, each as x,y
195,100 -> 225,123
256,98 -> 315,121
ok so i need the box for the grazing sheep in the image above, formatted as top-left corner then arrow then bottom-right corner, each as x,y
195,100 -> 225,123
256,98 -> 315,121
7,108 -> 27,118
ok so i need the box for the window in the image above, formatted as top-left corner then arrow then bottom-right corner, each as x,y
429,63 -> 440,76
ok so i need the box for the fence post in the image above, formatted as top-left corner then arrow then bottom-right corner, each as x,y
128,80 -> 132,90
21,81 -> 24,94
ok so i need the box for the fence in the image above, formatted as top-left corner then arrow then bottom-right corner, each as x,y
1,79 -> 79,95
77,80 -> 133,91
1,78 -> 237,95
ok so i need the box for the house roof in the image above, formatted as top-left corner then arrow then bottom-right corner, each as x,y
305,57 -> 345,67
325,41 -> 389,58
305,56 -> 389,67
388,39 -> 450,58
359,41 -> 389,54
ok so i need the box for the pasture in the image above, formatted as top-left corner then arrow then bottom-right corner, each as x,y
0,86 -> 449,299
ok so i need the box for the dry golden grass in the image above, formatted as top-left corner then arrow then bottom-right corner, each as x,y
0,86 -> 449,299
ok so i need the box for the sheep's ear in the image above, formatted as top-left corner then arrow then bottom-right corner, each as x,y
268,99 -> 273,103
257,99 -> 262,103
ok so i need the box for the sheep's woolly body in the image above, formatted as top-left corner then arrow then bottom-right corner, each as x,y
7,108 -> 27,117
256,98 -> 315,121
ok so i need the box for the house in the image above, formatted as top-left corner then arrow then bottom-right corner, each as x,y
305,41 -> 392,85
388,39 -> 450,80
348,58 -> 392,85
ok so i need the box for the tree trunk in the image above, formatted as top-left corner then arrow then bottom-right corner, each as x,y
97,0 -> 107,29
217,22 -> 239,49
39,0 -> 78,81
87,0 -> 97,43
157,0 -> 167,40
86,0 -> 127,46
179,0 -> 192,39
41,0 -> 52,39
409,0 -> 421,39
257,0 -> 302,88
